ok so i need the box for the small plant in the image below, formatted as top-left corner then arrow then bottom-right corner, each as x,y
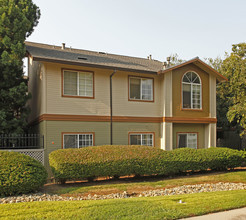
0,151 -> 47,196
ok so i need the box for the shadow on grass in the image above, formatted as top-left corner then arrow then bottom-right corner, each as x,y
41,168 -> 246,195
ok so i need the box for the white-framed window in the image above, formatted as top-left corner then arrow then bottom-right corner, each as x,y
182,72 -> 201,109
177,133 -> 197,149
129,77 -> 153,101
129,133 -> 153,146
63,133 -> 94,149
63,70 -> 93,97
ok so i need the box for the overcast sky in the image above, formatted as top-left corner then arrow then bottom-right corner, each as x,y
27,0 -> 246,62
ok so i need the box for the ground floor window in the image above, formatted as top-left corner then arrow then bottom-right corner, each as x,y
63,133 -> 94,149
177,133 -> 197,149
129,133 -> 153,146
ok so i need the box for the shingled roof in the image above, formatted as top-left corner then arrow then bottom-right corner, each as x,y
25,41 -> 163,74
25,41 -> 227,81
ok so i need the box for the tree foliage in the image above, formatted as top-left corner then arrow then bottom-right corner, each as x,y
169,53 -> 185,66
223,43 -> 246,135
207,43 -> 246,135
205,56 -> 232,130
0,0 -> 40,133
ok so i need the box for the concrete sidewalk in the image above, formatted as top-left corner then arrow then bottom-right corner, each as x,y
181,207 -> 246,220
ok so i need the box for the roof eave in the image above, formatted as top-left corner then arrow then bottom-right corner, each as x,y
158,58 -> 228,82
30,56 -> 158,75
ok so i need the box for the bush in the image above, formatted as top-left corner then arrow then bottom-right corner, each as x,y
171,147 -> 245,172
49,146 -> 246,183
0,151 -> 47,196
49,145 -> 176,182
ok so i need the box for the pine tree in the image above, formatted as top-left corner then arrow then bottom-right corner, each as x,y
0,0 -> 40,133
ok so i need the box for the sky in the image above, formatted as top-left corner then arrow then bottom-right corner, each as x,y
27,0 -> 246,62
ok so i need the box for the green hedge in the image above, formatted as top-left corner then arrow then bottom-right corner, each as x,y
0,151 -> 47,196
170,147 -> 245,172
49,145 -> 174,181
49,146 -> 245,183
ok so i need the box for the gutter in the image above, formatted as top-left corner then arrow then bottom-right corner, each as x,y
110,70 -> 117,145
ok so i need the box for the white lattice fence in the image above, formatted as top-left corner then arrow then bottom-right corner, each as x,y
4,149 -> 45,165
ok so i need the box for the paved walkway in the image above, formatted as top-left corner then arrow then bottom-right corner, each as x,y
182,207 -> 246,220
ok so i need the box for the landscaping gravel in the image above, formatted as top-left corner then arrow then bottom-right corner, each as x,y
1,182 -> 246,204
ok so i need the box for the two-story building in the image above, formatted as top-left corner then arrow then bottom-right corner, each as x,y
26,41 -> 227,168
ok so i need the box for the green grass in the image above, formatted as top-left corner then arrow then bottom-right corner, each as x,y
56,170 -> 246,196
0,190 -> 246,220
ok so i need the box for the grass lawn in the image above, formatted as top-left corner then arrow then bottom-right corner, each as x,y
0,190 -> 246,220
52,170 -> 246,196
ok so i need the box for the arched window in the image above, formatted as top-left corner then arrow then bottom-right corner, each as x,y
182,72 -> 201,109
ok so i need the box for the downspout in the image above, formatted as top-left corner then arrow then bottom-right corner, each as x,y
110,70 -> 117,145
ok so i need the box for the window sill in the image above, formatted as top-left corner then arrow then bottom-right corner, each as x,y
62,94 -> 95,99
128,98 -> 154,103
181,108 -> 203,111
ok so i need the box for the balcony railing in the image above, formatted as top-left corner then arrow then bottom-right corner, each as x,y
0,134 -> 44,149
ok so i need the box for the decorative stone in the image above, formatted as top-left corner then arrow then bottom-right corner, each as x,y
0,182 -> 246,204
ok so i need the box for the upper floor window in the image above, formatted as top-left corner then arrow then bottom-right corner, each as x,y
182,72 -> 201,109
63,133 -> 94,149
129,76 -> 153,101
63,69 -> 93,97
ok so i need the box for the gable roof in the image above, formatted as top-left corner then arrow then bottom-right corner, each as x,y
26,41 -> 227,81
25,41 -> 162,74
158,57 -> 228,82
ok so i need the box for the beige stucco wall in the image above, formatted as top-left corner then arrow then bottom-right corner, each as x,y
162,71 -> 173,117
28,61 -> 215,121
173,124 -> 205,149
46,121 -> 110,153
172,63 -> 210,118
28,59 -> 46,122
44,121 -> 160,153
113,122 -> 160,147
43,62 -> 162,117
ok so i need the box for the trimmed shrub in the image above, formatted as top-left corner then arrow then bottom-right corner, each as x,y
49,145 -> 176,182
0,151 -> 47,196
171,147 -> 245,172
49,146 -> 246,182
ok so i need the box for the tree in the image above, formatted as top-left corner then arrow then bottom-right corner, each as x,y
205,57 -> 233,130
207,43 -> 246,135
223,43 -> 246,135
0,0 -> 40,133
169,53 -> 185,66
